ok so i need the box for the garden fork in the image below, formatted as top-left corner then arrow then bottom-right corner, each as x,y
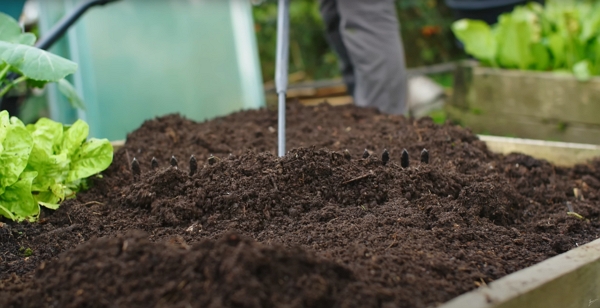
275,0 -> 290,157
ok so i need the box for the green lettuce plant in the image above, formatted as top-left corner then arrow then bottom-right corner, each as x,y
451,0 -> 600,81
0,110 -> 113,221
0,12 -> 83,108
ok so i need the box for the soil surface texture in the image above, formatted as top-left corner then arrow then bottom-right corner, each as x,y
1,102 -> 599,308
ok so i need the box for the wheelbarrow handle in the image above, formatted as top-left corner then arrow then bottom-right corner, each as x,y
35,0 -> 121,51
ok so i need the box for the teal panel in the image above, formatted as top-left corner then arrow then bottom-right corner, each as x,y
38,0 -> 265,140
37,0 -> 79,125
0,0 -> 26,20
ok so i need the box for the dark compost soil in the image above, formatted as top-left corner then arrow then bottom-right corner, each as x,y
1,102 -> 600,308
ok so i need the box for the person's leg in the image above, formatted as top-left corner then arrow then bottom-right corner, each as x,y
336,0 -> 408,115
318,0 -> 355,95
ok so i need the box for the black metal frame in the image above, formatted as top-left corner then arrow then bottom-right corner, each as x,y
35,0 -> 120,51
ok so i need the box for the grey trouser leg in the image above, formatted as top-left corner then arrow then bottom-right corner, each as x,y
318,0 -> 408,115
318,0 -> 356,96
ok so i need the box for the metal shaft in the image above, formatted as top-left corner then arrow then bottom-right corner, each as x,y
277,92 -> 286,156
275,0 -> 290,157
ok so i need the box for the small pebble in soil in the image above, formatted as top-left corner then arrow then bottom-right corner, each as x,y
208,154 -> 218,165
189,155 -> 197,176
362,149 -> 370,159
343,149 -> 352,161
170,156 -> 178,169
420,148 -> 429,164
382,149 -> 390,165
131,157 -> 141,179
401,149 -> 409,168
151,157 -> 158,170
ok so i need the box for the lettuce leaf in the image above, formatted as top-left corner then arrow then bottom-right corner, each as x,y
26,117 -> 113,209
496,13 -> 533,70
0,111 -> 33,195
451,19 -> 497,65
451,0 -> 600,77
573,60 -> 592,81
0,111 -> 113,220
0,171 -> 38,221
61,119 -> 89,157
67,138 -> 113,183
0,111 -> 36,220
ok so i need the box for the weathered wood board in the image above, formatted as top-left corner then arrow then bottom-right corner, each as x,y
264,62 -> 460,109
439,237 -> 600,308
300,95 -> 353,107
479,135 -> 600,167
264,79 -> 351,108
111,140 -> 125,152
446,108 -> 600,144
448,61 -> 600,144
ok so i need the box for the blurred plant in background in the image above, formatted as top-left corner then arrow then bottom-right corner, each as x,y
396,0 -> 463,68
452,0 -> 600,80
252,0 -> 338,82
252,0 -> 464,82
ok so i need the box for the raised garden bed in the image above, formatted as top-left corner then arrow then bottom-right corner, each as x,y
447,61 -> 600,144
1,102 -> 600,307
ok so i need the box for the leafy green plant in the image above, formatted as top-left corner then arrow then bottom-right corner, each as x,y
452,0 -> 600,80
0,12 -> 83,108
20,247 -> 33,257
0,110 -> 113,222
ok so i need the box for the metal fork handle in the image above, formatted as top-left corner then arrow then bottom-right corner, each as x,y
275,0 -> 290,157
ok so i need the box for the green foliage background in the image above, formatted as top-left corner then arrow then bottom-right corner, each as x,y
452,0 -> 600,80
252,0 -> 463,82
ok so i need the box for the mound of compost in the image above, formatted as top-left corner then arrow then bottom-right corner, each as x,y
1,102 -> 599,308
2,231 -> 385,308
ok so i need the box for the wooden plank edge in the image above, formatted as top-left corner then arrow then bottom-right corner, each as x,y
111,140 -> 125,152
473,65 -> 600,82
438,237 -> 600,308
478,135 -> 600,167
264,62 -> 460,93
445,104 -> 600,145
299,96 -> 353,107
